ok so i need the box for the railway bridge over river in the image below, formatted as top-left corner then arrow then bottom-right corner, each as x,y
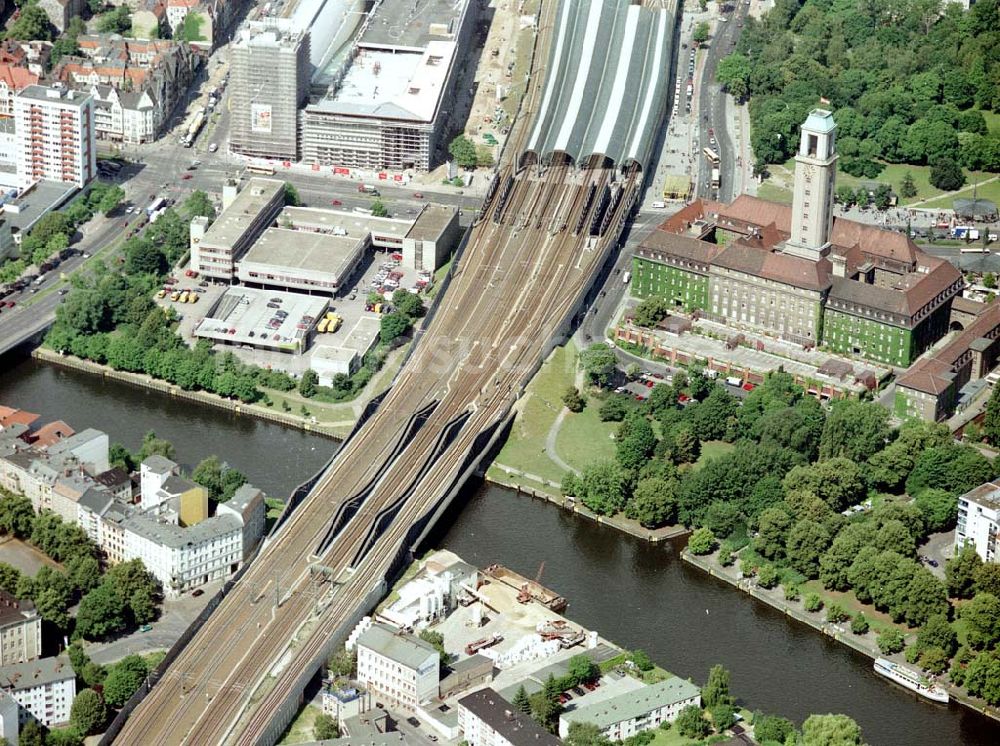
110,1 -> 678,742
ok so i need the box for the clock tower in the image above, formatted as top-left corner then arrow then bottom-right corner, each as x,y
785,109 -> 838,262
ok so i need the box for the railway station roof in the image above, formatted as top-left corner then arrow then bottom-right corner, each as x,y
523,0 -> 674,172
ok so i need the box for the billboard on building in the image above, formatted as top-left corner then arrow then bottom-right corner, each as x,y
251,104 -> 272,134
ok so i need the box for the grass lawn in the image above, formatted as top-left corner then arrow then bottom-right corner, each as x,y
555,392 -> 618,472
982,110 -> 1000,136
493,342 -> 578,484
692,440 -> 735,470
756,181 -> 792,204
800,580 -> 911,637
279,703 -> 323,744
651,727 -> 730,746
919,177 -> 1000,210
761,157 -> 996,207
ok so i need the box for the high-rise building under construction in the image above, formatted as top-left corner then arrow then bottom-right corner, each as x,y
229,23 -> 310,161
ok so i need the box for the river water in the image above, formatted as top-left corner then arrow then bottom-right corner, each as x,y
1,352 -> 998,745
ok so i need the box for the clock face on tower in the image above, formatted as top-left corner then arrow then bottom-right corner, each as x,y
803,164 -> 815,183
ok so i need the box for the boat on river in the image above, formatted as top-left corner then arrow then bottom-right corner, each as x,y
874,657 -> 950,703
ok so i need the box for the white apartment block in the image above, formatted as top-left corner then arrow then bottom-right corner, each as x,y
957,481 -> 1000,563
0,591 -> 41,667
14,84 -> 96,189
0,656 -> 76,727
355,623 -> 439,713
558,678 -> 702,741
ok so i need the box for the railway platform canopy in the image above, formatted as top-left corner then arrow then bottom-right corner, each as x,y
522,0 -> 674,173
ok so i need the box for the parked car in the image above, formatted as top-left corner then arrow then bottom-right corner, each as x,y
192,588 -> 204,597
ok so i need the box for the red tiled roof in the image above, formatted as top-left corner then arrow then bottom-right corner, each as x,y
29,421 -> 75,448
0,63 -> 37,91
713,240 -> 832,291
0,406 -> 40,428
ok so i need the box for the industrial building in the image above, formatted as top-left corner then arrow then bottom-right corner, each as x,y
300,0 -> 477,171
190,178 -> 285,281
229,23 -> 311,161
193,286 -> 329,354
312,316 -> 382,382
237,204 -> 459,292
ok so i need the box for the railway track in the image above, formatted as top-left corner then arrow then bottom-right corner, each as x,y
115,0 -> 649,740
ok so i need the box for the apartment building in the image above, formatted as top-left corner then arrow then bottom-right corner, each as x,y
0,591 -> 41,666
558,678 -> 701,740
458,688 -> 560,746
0,691 -> 16,746
0,656 -> 76,727
956,481 -> 1000,564
229,23 -> 309,161
355,623 -> 440,713
13,84 -> 95,190
189,177 -> 284,281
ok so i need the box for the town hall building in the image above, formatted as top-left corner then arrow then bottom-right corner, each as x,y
633,109 -> 963,368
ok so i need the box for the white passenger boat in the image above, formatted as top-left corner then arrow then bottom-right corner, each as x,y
874,657 -> 950,703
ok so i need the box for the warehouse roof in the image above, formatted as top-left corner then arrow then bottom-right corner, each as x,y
202,179 -> 284,249
241,227 -> 365,284
524,0 -> 674,171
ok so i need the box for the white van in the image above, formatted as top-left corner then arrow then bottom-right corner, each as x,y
651,200 -> 666,209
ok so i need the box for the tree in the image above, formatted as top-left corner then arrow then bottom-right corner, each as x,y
391,289 -> 423,320
756,563 -> 779,588
984,384 -> 1000,445
103,655 -> 148,708
899,171 -> 918,199
567,655 -> 599,687
754,507 -> 792,561
7,5 -> 54,41
702,664 -> 732,708
631,649 -> 653,671
782,458 -> 865,512
851,613 -> 870,635
562,386 -> 586,413
986,273 -> 999,291
944,544 -> 983,598
19,720 -> 44,746
418,629 -> 446,663
905,443 -> 993,497
564,722 -> 610,746
929,157 -> 965,191
804,593 -> 824,613
753,713 -> 795,744
916,614 -> 957,658
137,431 -> 175,462
599,396 -> 629,422
97,6 -> 132,34
632,297 -> 671,328
687,527 -> 716,555
877,628 -> 906,655
448,136 -> 478,169
283,183 -> 300,206
616,415 -> 656,472
580,344 -> 617,387
314,713 -> 339,740
75,582 -> 127,640
380,311 -> 410,344
327,647 -> 356,678
371,199 -> 389,217
819,400 -> 889,462
578,461 -> 626,516
675,706 -> 710,739
965,651 -> 1000,706
625,477 -> 677,528
70,688 -> 106,736
716,54 -> 751,100
528,688 -> 561,733
692,21 -> 710,44
786,520 -> 831,578
297,369 -> 318,399
97,185 -> 125,215
512,684 -> 531,713
974,562 -> 1000,597
801,714 -> 862,746
914,488 -> 958,533
963,593 -> 1000,650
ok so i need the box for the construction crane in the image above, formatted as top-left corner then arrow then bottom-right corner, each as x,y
517,561 -> 545,604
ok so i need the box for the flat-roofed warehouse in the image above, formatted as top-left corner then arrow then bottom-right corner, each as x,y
238,227 -> 367,294
194,287 -> 328,354
522,0 -> 675,172
300,0 -> 478,171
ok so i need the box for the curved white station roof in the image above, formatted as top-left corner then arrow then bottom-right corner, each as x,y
525,0 -> 674,171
